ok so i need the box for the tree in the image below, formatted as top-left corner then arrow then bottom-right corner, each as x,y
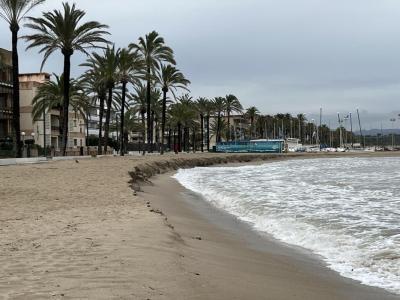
131,83 -> 161,154
225,94 -> 242,141
169,97 -> 196,152
0,0 -> 45,157
195,97 -> 209,152
245,106 -> 260,139
213,97 -> 226,143
96,46 -> 119,153
117,48 -> 144,155
156,64 -> 190,154
24,2 -> 109,155
129,31 -> 175,153
80,56 -> 108,155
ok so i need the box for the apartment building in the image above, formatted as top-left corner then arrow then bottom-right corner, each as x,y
0,48 -> 13,141
19,72 -> 86,150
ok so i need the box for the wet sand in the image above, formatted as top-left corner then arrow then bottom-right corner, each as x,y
0,152 -> 399,299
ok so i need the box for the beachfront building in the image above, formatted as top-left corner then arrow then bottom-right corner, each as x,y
86,100 -> 119,143
0,48 -> 13,142
19,73 -> 86,151
208,114 -> 249,148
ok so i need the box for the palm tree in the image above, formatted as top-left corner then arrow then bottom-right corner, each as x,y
131,84 -> 161,154
80,58 -> 108,154
98,46 -> 119,153
196,97 -> 209,152
213,97 -> 226,143
225,94 -> 242,141
246,106 -> 260,139
211,118 -> 227,142
131,83 -> 147,152
117,48 -> 144,156
156,64 -> 190,154
0,0 -> 45,158
24,2 -> 109,156
150,89 -> 162,147
169,98 -> 196,152
129,31 -> 175,153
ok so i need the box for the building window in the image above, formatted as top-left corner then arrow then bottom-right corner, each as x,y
73,120 -> 77,127
74,139 -> 78,147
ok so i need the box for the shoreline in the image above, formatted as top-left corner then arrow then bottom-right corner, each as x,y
0,152 -> 399,299
143,165 -> 399,299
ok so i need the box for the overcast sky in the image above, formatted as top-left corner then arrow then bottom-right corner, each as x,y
1,0 -> 400,129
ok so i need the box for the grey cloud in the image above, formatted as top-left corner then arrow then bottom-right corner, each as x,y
1,0 -> 400,128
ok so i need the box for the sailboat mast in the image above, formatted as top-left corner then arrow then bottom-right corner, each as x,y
356,109 -> 363,148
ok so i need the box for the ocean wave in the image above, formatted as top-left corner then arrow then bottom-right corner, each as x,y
173,157 -> 400,294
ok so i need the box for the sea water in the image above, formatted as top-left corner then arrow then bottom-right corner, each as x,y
174,157 -> 400,294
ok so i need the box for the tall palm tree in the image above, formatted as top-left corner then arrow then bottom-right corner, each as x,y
129,31 -> 175,153
80,66 -> 107,154
225,94 -> 242,141
246,106 -> 260,139
156,64 -> 190,154
131,83 -> 161,154
0,0 -> 45,158
196,97 -> 209,152
213,97 -> 226,143
117,48 -> 144,156
131,83 -> 147,151
98,46 -> 119,153
24,2 -> 109,155
169,98 -> 196,152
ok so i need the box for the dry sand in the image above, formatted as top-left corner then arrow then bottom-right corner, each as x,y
0,152 -> 399,299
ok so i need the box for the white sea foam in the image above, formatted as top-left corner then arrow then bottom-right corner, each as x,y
173,157 -> 400,294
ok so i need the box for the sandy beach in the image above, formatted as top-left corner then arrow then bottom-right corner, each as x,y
0,152 -> 399,299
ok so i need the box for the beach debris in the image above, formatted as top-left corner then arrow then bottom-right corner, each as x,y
75,160 -> 79,163
193,236 -> 202,240
150,208 -> 164,216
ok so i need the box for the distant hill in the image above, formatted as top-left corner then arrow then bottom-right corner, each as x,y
354,129 -> 400,136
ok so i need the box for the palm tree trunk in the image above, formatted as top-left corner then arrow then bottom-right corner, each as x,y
98,95 -> 105,155
207,115 -> 210,152
11,26 -> 22,158
141,111 -> 145,156
178,122 -> 182,152
168,128 -> 171,151
160,89 -> 167,155
104,87 -> 113,153
86,111 -> 90,148
173,128 -> 177,153
151,110 -> 155,152
120,81 -> 127,156
192,126 -> 196,153
217,112 -> 221,143
227,111 -> 231,142
61,51 -> 72,156
200,114 -> 204,152
146,67 -> 151,152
